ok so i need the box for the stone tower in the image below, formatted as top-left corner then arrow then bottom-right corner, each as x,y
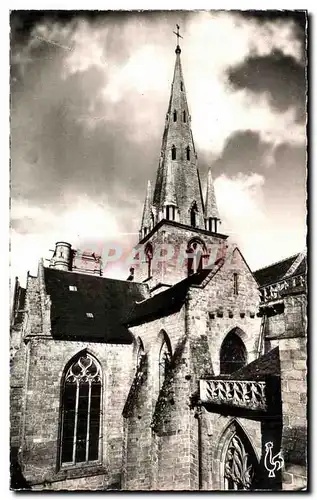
136,38 -> 225,287
49,241 -> 72,271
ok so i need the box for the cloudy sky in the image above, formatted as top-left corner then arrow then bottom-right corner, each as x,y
10,10 -> 307,285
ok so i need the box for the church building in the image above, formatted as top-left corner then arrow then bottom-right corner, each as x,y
10,34 -> 307,491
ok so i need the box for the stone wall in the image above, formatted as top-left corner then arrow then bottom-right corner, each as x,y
199,412 -> 263,490
265,294 -> 306,340
135,221 -> 227,286
10,342 -> 27,465
271,336 -> 307,491
13,337 -> 133,490
124,246 -> 263,490
188,247 -> 262,375
264,289 -> 307,491
124,309 -> 207,490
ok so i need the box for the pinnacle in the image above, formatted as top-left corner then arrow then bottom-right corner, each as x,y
205,168 -> 220,220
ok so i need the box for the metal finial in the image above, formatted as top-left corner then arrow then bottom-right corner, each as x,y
173,24 -> 183,53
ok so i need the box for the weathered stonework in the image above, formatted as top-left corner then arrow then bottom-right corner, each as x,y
10,37 -> 307,493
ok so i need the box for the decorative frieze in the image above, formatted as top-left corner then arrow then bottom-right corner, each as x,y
200,379 -> 267,410
260,275 -> 306,303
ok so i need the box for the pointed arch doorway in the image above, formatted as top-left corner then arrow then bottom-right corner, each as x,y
221,421 -> 259,490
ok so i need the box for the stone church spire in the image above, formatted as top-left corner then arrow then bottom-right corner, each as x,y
151,29 -> 205,230
139,180 -> 153,239
204,168 -> 221,233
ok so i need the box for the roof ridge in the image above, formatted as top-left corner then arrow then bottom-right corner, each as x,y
254,253 -> 299,273
45,267 -> 149,287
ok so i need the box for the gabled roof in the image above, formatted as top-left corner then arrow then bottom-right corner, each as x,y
125,266 -> 219,327
125,276 -> 189,327
204,347 -> 280,381
254,253 -> 305,287
125,244 -> 252,326
292,256 -> 307,277
232,347 -> 280,379
44,267 -> 149,343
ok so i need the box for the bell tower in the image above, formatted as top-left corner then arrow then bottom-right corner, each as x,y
135,27 -> 227,287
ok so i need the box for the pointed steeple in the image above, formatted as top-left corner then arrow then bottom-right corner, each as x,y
152,28 -> 205,229
140,180 -> 153,239
204,168 -> 221,233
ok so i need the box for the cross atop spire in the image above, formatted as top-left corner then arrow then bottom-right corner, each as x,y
150,33 -> 205,231
173,24 -> 183,54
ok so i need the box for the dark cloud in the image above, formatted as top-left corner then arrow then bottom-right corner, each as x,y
207,129 -> 306,231
227,51 -> 306,122
233,10 -> 307,36
208,131 -> 273,178
269,142 -> 307,200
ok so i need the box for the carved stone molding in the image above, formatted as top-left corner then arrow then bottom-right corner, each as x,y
200,379 -> 267,411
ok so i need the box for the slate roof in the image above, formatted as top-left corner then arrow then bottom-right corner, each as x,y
232,347 -> 280,379
293,257 -> 307,277
204,347 -> 280,381
254,253 -> 302,287
125,267 -> 214,327
44,267 -> 149,343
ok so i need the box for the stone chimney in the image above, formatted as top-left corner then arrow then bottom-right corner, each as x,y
49,241 -> 72,271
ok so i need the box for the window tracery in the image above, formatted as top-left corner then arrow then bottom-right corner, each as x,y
224,429 -> 256,490
60,353 -> 101,466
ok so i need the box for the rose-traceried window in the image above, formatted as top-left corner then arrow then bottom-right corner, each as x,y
60,353 -> 102,466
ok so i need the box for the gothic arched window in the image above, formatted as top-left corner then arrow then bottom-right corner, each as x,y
186,146 -> 190,161
183,110 -> 186,123
159,336 -> 172,391
220,330 -> 247,375
190,201 -> 198,227
60,353 -> 101,465
187,238 -> 206,276
145,242 -> 153,279
180,81 -> 183,91
223,425 -> 258,490
165,205 -> 176,221
173,110 -> 177,122
172,145 -> 176,160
